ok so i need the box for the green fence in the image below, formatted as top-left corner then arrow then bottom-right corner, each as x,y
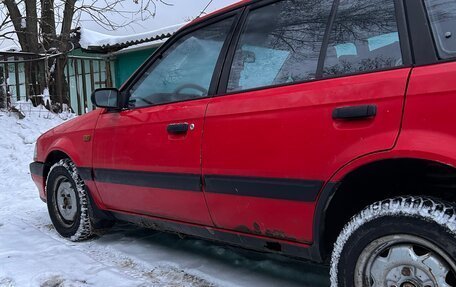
0,51 -> 115,115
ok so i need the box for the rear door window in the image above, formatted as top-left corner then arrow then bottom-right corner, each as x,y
226,0 -> 334,93
322,0 -> 403,77
424,0 -> 456,59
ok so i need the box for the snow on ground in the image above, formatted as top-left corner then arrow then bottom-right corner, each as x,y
0,105 -> 330,287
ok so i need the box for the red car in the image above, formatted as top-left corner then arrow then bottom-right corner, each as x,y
30,0 -> 456,285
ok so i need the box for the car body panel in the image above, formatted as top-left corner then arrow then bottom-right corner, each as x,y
31,110 -> 103,201
35,110 -> 102,166
92,98 -> 213,225
329,62 -> 456,183
202,68 -> 410,242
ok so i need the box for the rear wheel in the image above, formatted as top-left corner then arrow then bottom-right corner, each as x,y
331,196 -> 456,287
46,159 -> 112,241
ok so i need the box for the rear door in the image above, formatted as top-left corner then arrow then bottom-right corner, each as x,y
202,0 -> 411,243
92,14 -> 238,225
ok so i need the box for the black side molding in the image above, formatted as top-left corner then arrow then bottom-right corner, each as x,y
30,162 -> 45,177
77,167 -> 93,181
204,175 -> 323,202
332,105 -> 377,120
94,169 -> 202,192
85,167 -> 324,202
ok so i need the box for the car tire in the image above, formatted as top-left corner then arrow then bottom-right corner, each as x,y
330,196 -> 456,287
46,159 -> 111,241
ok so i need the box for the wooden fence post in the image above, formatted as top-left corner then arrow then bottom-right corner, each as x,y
55,57 -> 63,112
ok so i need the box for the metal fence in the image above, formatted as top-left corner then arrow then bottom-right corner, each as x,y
0,51 -> 115,115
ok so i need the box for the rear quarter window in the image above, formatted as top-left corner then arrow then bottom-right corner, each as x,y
424,0 -> 456,59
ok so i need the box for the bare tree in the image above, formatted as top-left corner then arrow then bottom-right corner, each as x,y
0,0 -> 172,110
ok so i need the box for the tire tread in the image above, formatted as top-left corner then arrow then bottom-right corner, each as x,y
330,196 -> 456,286
46,159 -> 94,241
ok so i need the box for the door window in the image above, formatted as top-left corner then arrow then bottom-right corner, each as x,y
322,0 -> 402,77
226,0 -> 334,93
424,0 -> 456,59
128,17 -> 234,108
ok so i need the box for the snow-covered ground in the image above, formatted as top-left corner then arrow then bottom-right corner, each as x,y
0,105 -> 330,287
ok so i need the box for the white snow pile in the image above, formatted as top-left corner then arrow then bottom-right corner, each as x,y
0,45 -> 21,52
79,23 -> 185,50
0,106 -> 329,287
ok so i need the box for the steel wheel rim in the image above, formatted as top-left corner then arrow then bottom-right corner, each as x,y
53,175 -> 78,226
355,234 -> 456,287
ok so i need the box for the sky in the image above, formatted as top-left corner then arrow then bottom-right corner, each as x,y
0,0 -> 240,49
82,0 -> 240,35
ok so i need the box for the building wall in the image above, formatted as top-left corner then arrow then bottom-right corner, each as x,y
114,47 -> 157,88
1,47 -> 156,115
64,47 -> 158,114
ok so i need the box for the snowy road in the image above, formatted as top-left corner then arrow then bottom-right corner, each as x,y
0,107 -> 330,287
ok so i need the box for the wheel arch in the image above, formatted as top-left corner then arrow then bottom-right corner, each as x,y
313,154 -> 456,262
43,151 -> 112,223
46,136 -> 85,165
42,149 -> 73,195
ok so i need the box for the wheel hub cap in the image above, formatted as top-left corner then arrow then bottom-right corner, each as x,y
56,181 -> 77,222
356,235 -> 456,287
374,244 -> 444,287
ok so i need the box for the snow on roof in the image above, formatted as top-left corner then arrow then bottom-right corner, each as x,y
0,45 -> 21,52
113,39 -> 168,55
79,23 -> 185,52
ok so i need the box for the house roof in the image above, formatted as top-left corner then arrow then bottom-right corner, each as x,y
79,23 -> 185,53
0,45 -> 21,52
78,0 -> 248,54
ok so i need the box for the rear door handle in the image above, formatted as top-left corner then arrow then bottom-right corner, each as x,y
167,123 -> 189,134
332,105 -> 377,120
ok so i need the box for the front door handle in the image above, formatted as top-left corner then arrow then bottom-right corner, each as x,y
333,105 -> 377,120
167,123 -> 189,135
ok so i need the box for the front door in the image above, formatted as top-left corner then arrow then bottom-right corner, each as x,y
202,0 -> 410,243
92,16 -> 236,225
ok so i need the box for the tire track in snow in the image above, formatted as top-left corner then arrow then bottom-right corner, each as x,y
18,215 -> 217,287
